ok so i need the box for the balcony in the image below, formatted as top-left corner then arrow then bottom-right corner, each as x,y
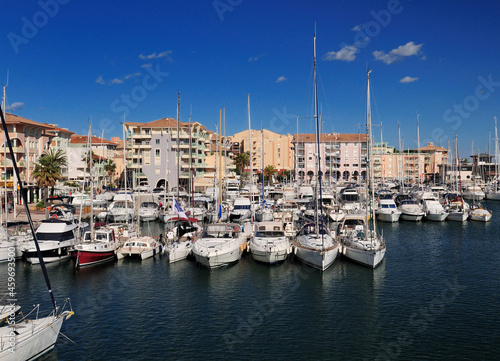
132,133 -> 150,139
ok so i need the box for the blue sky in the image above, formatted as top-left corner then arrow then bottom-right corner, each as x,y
2,0 -> 500,158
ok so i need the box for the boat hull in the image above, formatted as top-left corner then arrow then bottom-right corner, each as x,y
250,245 -> 290,264
72,250 -> 116,267
294,245 -> 338,271
165,242 -> 192,263
193,247 -> 243,269
0,312 -> 68,361
485,192 -> 500,200
400,212 -> 424,222
23,244 -> 73,264
425,212 -> 448,222
376,211 -> 401,223
341,243 -> 386,268
446,211 -> 468,222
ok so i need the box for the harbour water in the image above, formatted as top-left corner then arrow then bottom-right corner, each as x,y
2,201 -> 500,360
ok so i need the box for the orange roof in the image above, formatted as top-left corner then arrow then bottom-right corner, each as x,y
123,117 -> 208,131
292,133 -> 367,142
4,112 -> 75,135
413,142 -> 447,152
70,134 -> 118,146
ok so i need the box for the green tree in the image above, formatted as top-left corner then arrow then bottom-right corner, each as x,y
235,152 -> 250,175
264,165 -> 277,185
32,148 -> 67,200
103,159 -> 117,187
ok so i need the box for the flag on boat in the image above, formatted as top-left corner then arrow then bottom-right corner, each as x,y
173,196 -> 187,219
218,203 -> 222,220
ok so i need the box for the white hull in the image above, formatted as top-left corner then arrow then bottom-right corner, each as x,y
485,192 -> 500,200
249,241 -> 291,264
139,215 -> 158,222
193,246 -> 242,268
341,242 -> 386,268
400,212 -> 424,222
23,240 -> 75,264
376,211 -> 401,223
469,210 -> 492,222
294,245 -> 339,271
0,311 -> 71,361
165,242 -> 193,263
446,211 -> 468,222
425,212 -> 448,222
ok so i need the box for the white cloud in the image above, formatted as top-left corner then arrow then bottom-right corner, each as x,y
275,76 -> 288,83
399,76 -> 419,83
373,41 -> 424,64
139,50 -> 173,62
322,45 -> 358,62
6,102 -> 24,111
249,53 -> 268,62
95,75 -> 105,84
110,78 -> 124,84
141,63 -> 152,68
351,24 -> 363,32
123,72 -> 141,80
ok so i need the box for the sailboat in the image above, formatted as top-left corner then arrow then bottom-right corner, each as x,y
485,116 -> 500,200
0,104 -> 74,360
292,32 -> 339,271
338,68 -> 386,268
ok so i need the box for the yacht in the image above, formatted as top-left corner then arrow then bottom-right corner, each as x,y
72,228 -> 118,267
138,201 -> 159,222
396,195 -> 425,222
249,222 -> 291,264
192,223 -> 247,268
116,236 -> 163,260
229,198 -> 252,222
375,196 -> 401,223
421,195 -> 448,222
165,218 -> 201,263
22,219 -> 78,264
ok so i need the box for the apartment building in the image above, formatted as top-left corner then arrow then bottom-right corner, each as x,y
0,112 -> 74,202
293,133 -> 367,183
123,117 -> 230,192
231,129 -> 294,176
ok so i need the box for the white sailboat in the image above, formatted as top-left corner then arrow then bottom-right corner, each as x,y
485,116 -> 500,200
292,32 -> 339,271
0,103 -> 74,360
339,68 -> 386,268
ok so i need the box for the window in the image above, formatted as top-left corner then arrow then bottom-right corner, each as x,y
155,149 -> 160,157
155,169 -> 160,175
156,139 -> 160,145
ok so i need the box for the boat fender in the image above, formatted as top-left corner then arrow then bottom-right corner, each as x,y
52,214 -> 58,219
58,248 -> 61,255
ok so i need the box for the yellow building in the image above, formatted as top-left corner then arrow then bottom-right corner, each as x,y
231,129 -> 294,175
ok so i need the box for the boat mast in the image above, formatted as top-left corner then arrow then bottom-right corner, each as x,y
313,31 -> 323,235
248,94 -> 255,220
417,114 -> 421,186
189,113 -> 193,206
295,115 -> 299,183
218,108 -> 223,218
495,116 -> 499,190
366,68 -> 376,240
176,90 -> 180,200
1,103 -> 58,311
88,122 -> 94,237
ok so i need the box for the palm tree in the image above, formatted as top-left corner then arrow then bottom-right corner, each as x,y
235,152 -> 250,175
32,148 -> 67,201
264,165 -> 277,186
103,159 -> 116,187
